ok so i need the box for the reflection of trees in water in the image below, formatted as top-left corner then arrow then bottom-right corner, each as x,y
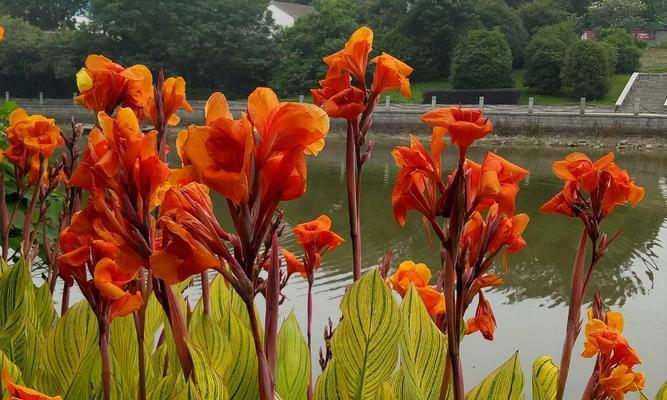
200,137 -> 667,307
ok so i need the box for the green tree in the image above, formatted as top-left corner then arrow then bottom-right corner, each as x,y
518,0 -> 572,34
474,0 -> 529,67
599,28 -> 642,73
0,0 -> 87,30
88,0 -> 276,98
399,0 -> 479,81
271,0 -> 358,96
524,36 -> 568,93
561,40 -> 611,98
586,0 -> 648,31
450,29 -> 514,89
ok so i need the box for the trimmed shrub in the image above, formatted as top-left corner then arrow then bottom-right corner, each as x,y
561,40 -> 611,98
474,0 -> 529,67
525,37 -> 568,93
422,89 -> 521,105
450,29 -> 514,89
525,22 -> 579,62
598,41 -> 619,76
518,0 -> 572,34
600,28 -> 642,73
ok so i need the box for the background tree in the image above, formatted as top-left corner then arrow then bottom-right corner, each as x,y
271,0 -> 358,96
450,29 -> 514,89
518,0 -> 572,34
586,0 -> 648,31
398,0 -> 479,81
474,0 -> 529,67
599,28 -> 642,73
524,36 -> 568,93
0,0 -> 87,30
88,0 -> 276,98
561,40 -> 611,98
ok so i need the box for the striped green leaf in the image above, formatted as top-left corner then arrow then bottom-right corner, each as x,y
110,314 -> 139,398
1,350 -> 24,399
38,301 -> 101,398
190,314 -> 226,373
656,382 -> 667,400
276,311 -> 310,400
465,351 -> 525,400
532,356 -> 557,400
394,285 -> 446,400
188,342 -> 229,399
34,283 -> 56,333
315,269 -> 401,400
148,373 -> 186,400
218,305 -> 260,399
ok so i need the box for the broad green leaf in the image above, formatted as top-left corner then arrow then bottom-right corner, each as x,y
188,343 -> 229,399
656,381 -> 667,400
394,285 -> 446,400
276,311 -> 309,400
148,373 -> 186,400
466,352 -> 525,400
532,356 -> 557,400
39,301 -> 101,398
1,350 -> 24,400
218,307 -> 259,400
315,269 -> 401,400
110,314 -> 139,398
190,314 -> 226,373
34,283 -> 56,333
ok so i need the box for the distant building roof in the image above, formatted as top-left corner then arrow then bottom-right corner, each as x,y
269,1 -> 315,19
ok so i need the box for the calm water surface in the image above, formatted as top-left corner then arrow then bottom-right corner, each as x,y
56,134 -> 667,397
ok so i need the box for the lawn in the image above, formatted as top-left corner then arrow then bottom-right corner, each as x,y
640,47 -> 667,73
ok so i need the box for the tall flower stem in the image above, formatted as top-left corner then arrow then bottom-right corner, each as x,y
556,229 -> 588,400
133,309 -> 146,400
345,121 -> 362,281
246,300 -> 274,400
200,270 -> 211,316
307,274 -> 314,400
98,316 -> 112,400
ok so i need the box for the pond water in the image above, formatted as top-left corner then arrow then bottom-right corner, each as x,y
54,134 -> 667,398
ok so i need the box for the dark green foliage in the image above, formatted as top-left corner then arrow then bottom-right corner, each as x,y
0,0 -> 86,30
525,37 -> 568,93
271,0 -> 358,96
598,41 -> 619,76
561,40 -> 610,98
88,0 -> 276,98
474,0 -> 529,67
450,29 -> 514,89
600,29 -> 642,73
586,0 -> 648,31
518,0 -> 572,34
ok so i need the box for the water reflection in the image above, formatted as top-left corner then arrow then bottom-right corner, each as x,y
273,140 -> 667,307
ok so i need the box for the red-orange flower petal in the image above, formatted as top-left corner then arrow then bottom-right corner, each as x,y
2,366 -> 62,400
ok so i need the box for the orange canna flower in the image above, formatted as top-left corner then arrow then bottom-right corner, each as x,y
391,130 -> 447,225
552,152 -> 614,192
582,316 -> 640,368
284,215 -> 344,278
599,365 -> 645,400
109,291 -> 143,321
387,260 -> 432,296
540,180 -> 578,216
463,205 -> 529,261
387,261 -> 446,317
2,366 -> 62,400
58,227 -> 93,286
75,55 -> 153,117
465,292 -> 496,340
93,257 -> 139,300
0,25 -> 4,41
488,212 -> 530,255
311,67 -> 366,119
370,52 -> 413,98
4,108 -> 64,183
323,27 -> 373,86
416,285 -> 446,317
602,162 -> 645,214
150,218 -> 220,284
477,152 -> 528,216
179,92 -> 254,204
146,76 -> 193,127
421,107 -> 493,158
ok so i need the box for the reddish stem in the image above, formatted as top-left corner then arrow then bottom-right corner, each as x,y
200,270 -> 211,316
345,121 -> 362,281
307,275 -> 314,400
98,315 -> 112,400
60,284 -> 70,315
246,300 -> 274,400
556,229 -> 588,400
264,232 -> 280,377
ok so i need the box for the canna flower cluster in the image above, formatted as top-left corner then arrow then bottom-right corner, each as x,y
386,260 -> 445,318
312,26 -> 413,281
282,215 -> 344,280
541,152 -> 644,219
582,309 -> 645,400
390,106 -> 528,399
2,109 -> 64,184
